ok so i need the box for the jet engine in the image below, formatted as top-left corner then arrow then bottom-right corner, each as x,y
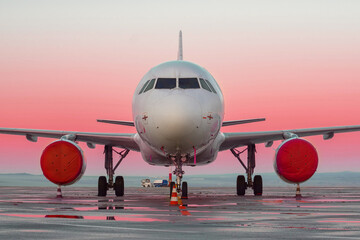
40,140 -> 86,186
274,138 -> 318,184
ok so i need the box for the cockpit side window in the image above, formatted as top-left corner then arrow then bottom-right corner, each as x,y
205,79 -> 217,93
143,78 -> 155,93
155,78 -> 176,89
179,78 -> 200,89
139,80 -> 150,94
199,78 -> 212,92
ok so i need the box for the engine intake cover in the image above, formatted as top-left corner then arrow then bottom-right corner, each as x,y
40,140 -> 86,186
274,138 -> 318,183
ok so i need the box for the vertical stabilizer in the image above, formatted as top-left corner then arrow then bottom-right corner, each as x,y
177,31 -> 183,61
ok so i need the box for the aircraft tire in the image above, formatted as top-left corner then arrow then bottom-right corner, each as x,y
98,176 -> 107,197
114,176 -> 124,197
182,181 -> 188,199
237,175 -> 246,196
169,181 -> 175,197
253,175 -> 263,196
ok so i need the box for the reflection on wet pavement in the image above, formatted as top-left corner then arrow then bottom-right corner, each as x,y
0,213 -> 169,222
0,186 -> 360,238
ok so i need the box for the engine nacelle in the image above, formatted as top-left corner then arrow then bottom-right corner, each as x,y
40,140 -> 86,186
274,138 -> 318,184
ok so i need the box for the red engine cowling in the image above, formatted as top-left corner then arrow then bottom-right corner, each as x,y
274,138 -> 318,184
40,140 -> 86,186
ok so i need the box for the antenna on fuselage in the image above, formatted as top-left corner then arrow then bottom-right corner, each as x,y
177,30 -> 183,61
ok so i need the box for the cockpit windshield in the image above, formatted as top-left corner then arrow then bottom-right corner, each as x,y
155,78 -> 176,89
199,78 -> 211,92
179,78 -> 200,89
143,78 -> 155,93
205,79 -> 217,93
140,77 -> 214,93
139,79 -> 150,94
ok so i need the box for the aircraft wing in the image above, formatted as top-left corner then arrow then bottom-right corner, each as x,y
97,119 -> 135,127
222,118 -> 265,127
0,128 -> 140,151
219,125 -> 360,151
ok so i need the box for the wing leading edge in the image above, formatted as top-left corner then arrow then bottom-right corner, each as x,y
219,125 -> 360,151
222,118 -> 265,127
97,119 -> 135,127
0,128 -> 139,151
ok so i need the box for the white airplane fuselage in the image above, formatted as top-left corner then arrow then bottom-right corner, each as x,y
132,60 -> 225,166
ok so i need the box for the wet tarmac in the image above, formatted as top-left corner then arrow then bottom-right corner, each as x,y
0,186 -> 360,239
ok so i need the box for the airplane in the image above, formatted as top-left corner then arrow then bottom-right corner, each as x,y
1,31 -> 360,198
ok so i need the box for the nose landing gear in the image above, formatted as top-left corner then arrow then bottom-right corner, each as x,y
231,144 -> 263,196
169,153 -> 189,199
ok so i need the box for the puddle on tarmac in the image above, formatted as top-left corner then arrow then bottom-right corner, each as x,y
258,199 -> 284,204
0,198 -> 136,205
0,213 -> 169,222
187,204 -> 218,207
186,202 -> 236,208
259,198 -> 360,204
257,199 -> 346,209
195,217 -> 226,221
46,206 -> 169,212
2,187 -> 360,231
189,210 -> 230,213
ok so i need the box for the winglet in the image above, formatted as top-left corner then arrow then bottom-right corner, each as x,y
177,30 -> 183,61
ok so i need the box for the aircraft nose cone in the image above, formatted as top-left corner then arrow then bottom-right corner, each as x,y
153,94 -> 201,140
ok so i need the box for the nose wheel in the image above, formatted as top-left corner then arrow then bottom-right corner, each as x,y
169,153 -> 189,199
169,181 -> 175,197
181,182 -> 188,199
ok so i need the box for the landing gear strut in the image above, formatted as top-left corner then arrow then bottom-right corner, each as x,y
98,145 -> 129,197
169,153 -> 189,199
231,144 -> 263,196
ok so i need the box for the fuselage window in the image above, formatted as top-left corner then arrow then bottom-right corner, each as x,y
139,80 -> 150,94
199,78 -> 212,92
155,78 -> 176,89
179,78 -> 200,89
143,78 -> 156,93
205,79 -> 217,93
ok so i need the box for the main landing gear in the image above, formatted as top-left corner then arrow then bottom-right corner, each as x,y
169,153 -> 189,199
98,145 -> 129,197
231,144 -> 263,196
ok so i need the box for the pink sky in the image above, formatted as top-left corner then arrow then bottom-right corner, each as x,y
0,1 -> 359,176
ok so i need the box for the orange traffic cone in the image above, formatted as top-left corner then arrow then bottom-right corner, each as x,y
170,185 -> 178,206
